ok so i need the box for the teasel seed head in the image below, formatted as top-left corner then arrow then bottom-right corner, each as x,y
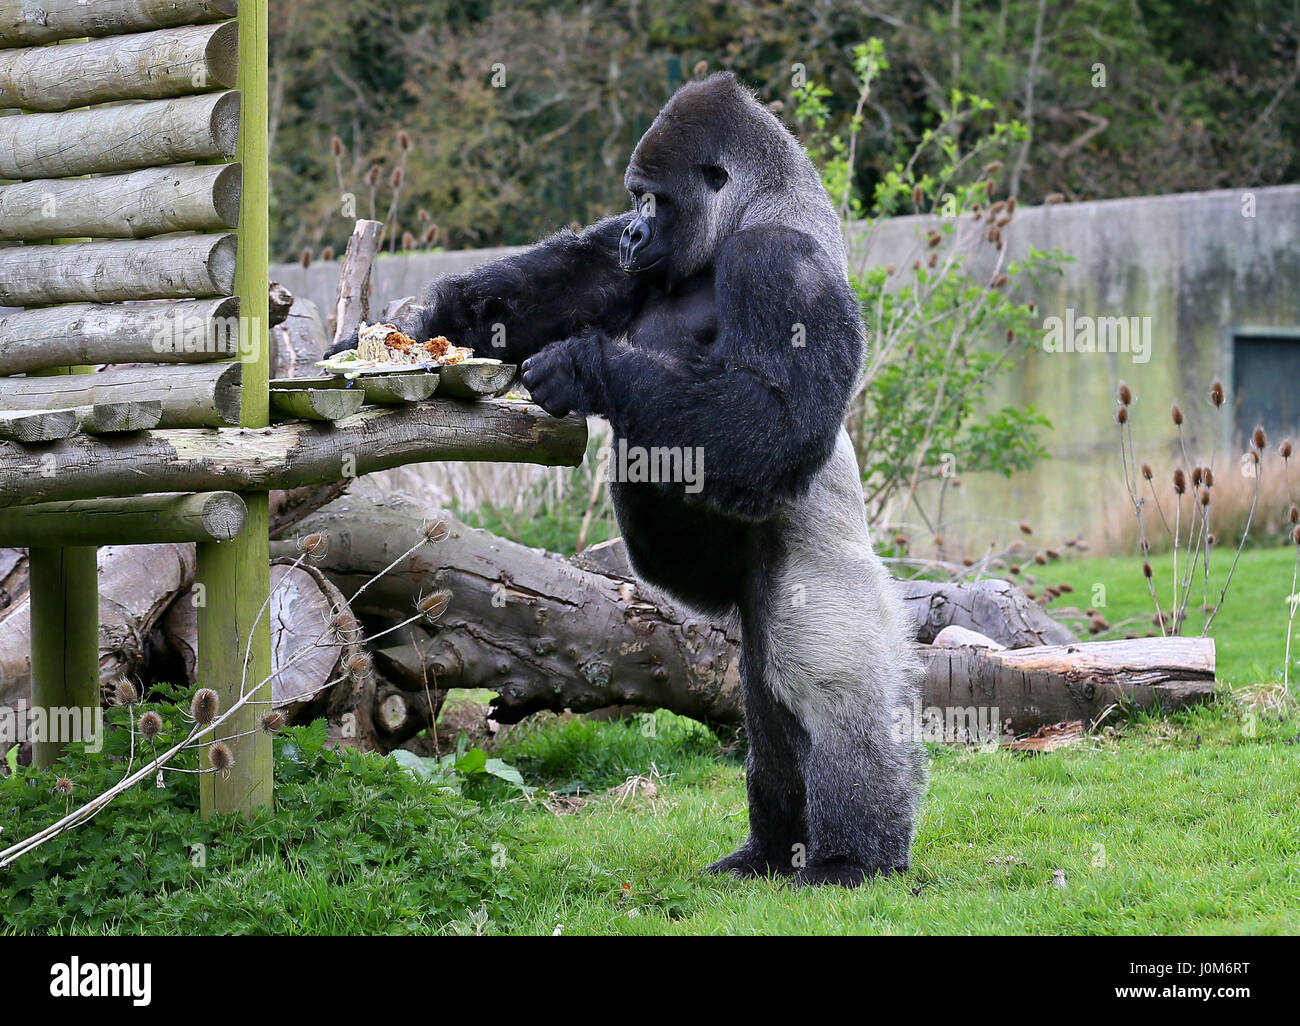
390,166 -> 404,189
401,231 -> 417,251
114,679 -> 139,705
1116,405 -> 1128,424
330,136 -> 344,157
1280,439 -> 1293,459
984,161 -> 1003,175
1191,466 -> 1203,488
693,59 -> 709,78
1199,487 -> 1211,507
190,688 -> 219,725
1289,504 -> 1299,524
1210,380 -> 1225,407
1173,468 -> 1186,494
1253,426 -> 1267,450
320,245 -> 335,261
261,710 -> 286,734
1118,382 -> 1132,406
912,184 -> 925,207
138,711 -> 162,740
1019,522 -> 1033,535
423,518 -> 449,543
1034,552 -> 1047,565
299,248 -> 312,269
55,776 -> 73,795
423,223 -> 440,245
1203,467 -> 1214,487
329,609 -> 359,641
1045,192 -> 1065,204
1171,403 -> 1184,425
366,165 -> 381,186
1294,525 -> 1300,546
397,129 -> 412,152
208,742 -> 234,772
1009,565 -> 1021,575
1142,561 -> 1153,579
927,250 -> 938,267
346,651 -> 373,680
298,531 -> 328,557
1141,462 -> 1153,480
417,590 -> 451,620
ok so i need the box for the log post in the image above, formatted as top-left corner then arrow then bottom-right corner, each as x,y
332,218 -> 383,346
198,0 -> 272,818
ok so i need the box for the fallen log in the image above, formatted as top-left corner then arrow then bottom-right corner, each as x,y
0,543 -> 193,706
275,495 -> 1215,733
158,561 -> 362,719
918,636 -> 1216,737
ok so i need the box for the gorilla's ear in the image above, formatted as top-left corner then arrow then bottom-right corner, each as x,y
701,164 -> 729,192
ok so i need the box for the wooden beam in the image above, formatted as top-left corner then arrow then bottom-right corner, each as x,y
29,546 -> 99,768
0,297 -> 239,373
0,492 -> 246,546
270,387 -> 364,422
75,400 -> 163,434
0,22 -> 238,111
0,90 -> 239,179
270,373 -> 438,404
199,0 -> 271,818
0,164 -> 240,241
0,233 -> 236,305
438,362 -> 516,399
0,399 -> 589,506
332,218 -> 383,346
0,408 -> 79,443
0,0 -> 237,47
0,362 -> 241,427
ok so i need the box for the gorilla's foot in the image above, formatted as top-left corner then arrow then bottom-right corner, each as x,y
793,860 -> 907,888
703,847 -> 793,880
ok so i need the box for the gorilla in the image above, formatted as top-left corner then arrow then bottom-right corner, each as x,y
338,72 -> 925,886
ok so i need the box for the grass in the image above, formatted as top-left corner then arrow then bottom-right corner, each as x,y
3,549 -> 1297,935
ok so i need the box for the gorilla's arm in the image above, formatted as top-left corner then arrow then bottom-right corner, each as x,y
523,227 -> 864,520
327,214 -> 647,361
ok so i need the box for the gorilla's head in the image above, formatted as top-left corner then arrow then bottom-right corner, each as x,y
619,72 -> 844,287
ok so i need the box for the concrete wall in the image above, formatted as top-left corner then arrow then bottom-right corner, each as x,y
272,185 -> 1300,552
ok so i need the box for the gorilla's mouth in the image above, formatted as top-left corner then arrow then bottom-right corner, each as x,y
620,255 -> 664,275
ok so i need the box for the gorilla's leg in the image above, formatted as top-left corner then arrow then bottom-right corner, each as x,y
705,641 -> 808,879
758,430 -> 927,887
795,722 -> 924,887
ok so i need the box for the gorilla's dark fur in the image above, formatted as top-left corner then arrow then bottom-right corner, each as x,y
336,73 -> 925,886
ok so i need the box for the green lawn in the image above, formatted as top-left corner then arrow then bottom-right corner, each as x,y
3,549 -> 1297,935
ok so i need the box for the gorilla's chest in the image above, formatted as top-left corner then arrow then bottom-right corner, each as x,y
626,275 -> 717,351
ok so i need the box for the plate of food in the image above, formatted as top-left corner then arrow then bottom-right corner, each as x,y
316,322 -> 503,379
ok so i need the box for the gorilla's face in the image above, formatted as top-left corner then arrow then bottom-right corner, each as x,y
620,160 -> 731,287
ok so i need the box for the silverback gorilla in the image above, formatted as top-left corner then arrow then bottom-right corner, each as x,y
337,73 -> 925,886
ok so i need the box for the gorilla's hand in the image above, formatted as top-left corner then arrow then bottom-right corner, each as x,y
520,335 -> 602,418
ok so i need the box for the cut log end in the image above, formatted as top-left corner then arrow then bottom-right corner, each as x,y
211,89 -> 242,160
206,20 -> 240,90
199,492 -> 247,541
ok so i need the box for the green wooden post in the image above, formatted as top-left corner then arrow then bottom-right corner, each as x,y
28,38 -> 99,769
198,0 -> 273,815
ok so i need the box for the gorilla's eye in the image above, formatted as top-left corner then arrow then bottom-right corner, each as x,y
701,165 -> 729,191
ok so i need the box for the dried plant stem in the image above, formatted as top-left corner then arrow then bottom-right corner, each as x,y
1204,461 -> 1261,632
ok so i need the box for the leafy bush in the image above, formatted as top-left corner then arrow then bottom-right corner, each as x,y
0,708 -> 526,935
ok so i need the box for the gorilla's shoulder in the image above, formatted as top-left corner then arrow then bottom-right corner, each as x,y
716,225 -> 846,287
